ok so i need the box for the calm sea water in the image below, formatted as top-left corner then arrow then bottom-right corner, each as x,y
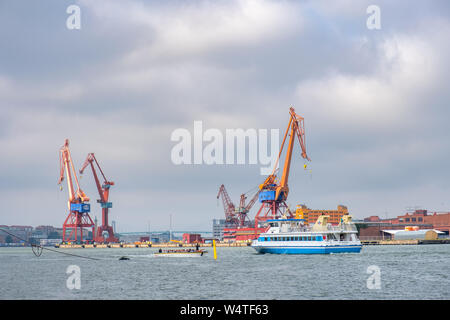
0,245 -> 449,300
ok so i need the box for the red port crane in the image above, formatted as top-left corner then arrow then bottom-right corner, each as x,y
236,190 -> 260,226
254,107 -> 310,227
58,139 -> 95,243
217,184 -> 239,227
79,153 -> 118,243
217,185 -> 260,227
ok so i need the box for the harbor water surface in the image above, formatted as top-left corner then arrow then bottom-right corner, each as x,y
1,245 -> 449,299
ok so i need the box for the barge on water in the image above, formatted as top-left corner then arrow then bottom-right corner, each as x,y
251,215 -> 362,254
154,248 -> 206,257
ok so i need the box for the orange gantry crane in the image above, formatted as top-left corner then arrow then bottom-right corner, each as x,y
254,107 -> 311,227
79,153 -> 118,243
58,139 -> 95,243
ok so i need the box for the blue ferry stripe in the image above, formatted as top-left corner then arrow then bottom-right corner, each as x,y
253,246 -> 362,254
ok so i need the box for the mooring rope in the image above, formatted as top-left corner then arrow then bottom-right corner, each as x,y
0,228 -> 100,261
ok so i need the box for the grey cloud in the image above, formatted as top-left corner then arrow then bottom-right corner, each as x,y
1,0 -> 449,230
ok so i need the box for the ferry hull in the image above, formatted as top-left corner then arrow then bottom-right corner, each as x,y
253,245 -> 362,254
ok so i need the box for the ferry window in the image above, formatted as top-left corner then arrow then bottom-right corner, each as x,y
405,218 -> 410,222
312,237 -> 316,241
418,217 -> 423,222
307,237 -> 311,241
412,218 -> 416,222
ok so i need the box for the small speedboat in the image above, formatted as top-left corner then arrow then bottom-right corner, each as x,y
154,248 -> 205,257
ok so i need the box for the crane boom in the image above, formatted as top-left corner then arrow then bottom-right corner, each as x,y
244,191 -> 260,212
58,139 -> 89,203
275,107 -> 310,201
254,107 -> 310,227
79,153 -> 118,243
58,139 -> 94,243
217,184 -> 239,226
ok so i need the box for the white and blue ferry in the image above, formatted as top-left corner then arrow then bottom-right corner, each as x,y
251,215 -> 362,254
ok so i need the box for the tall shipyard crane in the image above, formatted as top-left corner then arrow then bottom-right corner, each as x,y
254,107 -> 311,227
58,139 -> 95,243
217,185 -> 239,227
237,190 -> 260,226
79,153 -> 118,243
217,184 -> 260,227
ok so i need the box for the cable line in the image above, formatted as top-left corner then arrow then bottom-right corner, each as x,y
0,228 -> 100,261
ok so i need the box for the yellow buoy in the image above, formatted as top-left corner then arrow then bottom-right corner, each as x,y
213,240 -> 217,260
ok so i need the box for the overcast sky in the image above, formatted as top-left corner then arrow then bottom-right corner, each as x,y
1,0 -> 450,232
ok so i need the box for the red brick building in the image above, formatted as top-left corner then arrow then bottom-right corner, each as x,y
364,210 -> 450,234
359,210 -> 450,240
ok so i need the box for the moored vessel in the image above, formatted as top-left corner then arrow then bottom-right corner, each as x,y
154,248 -> 206,257
251,215 -> 362,254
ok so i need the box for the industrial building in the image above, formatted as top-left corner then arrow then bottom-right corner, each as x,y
363,210 -> 450,236
386,229 -> 442,240
295,205 -> 349,225
223,227 -> 267,243
212,219 -> 227,241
